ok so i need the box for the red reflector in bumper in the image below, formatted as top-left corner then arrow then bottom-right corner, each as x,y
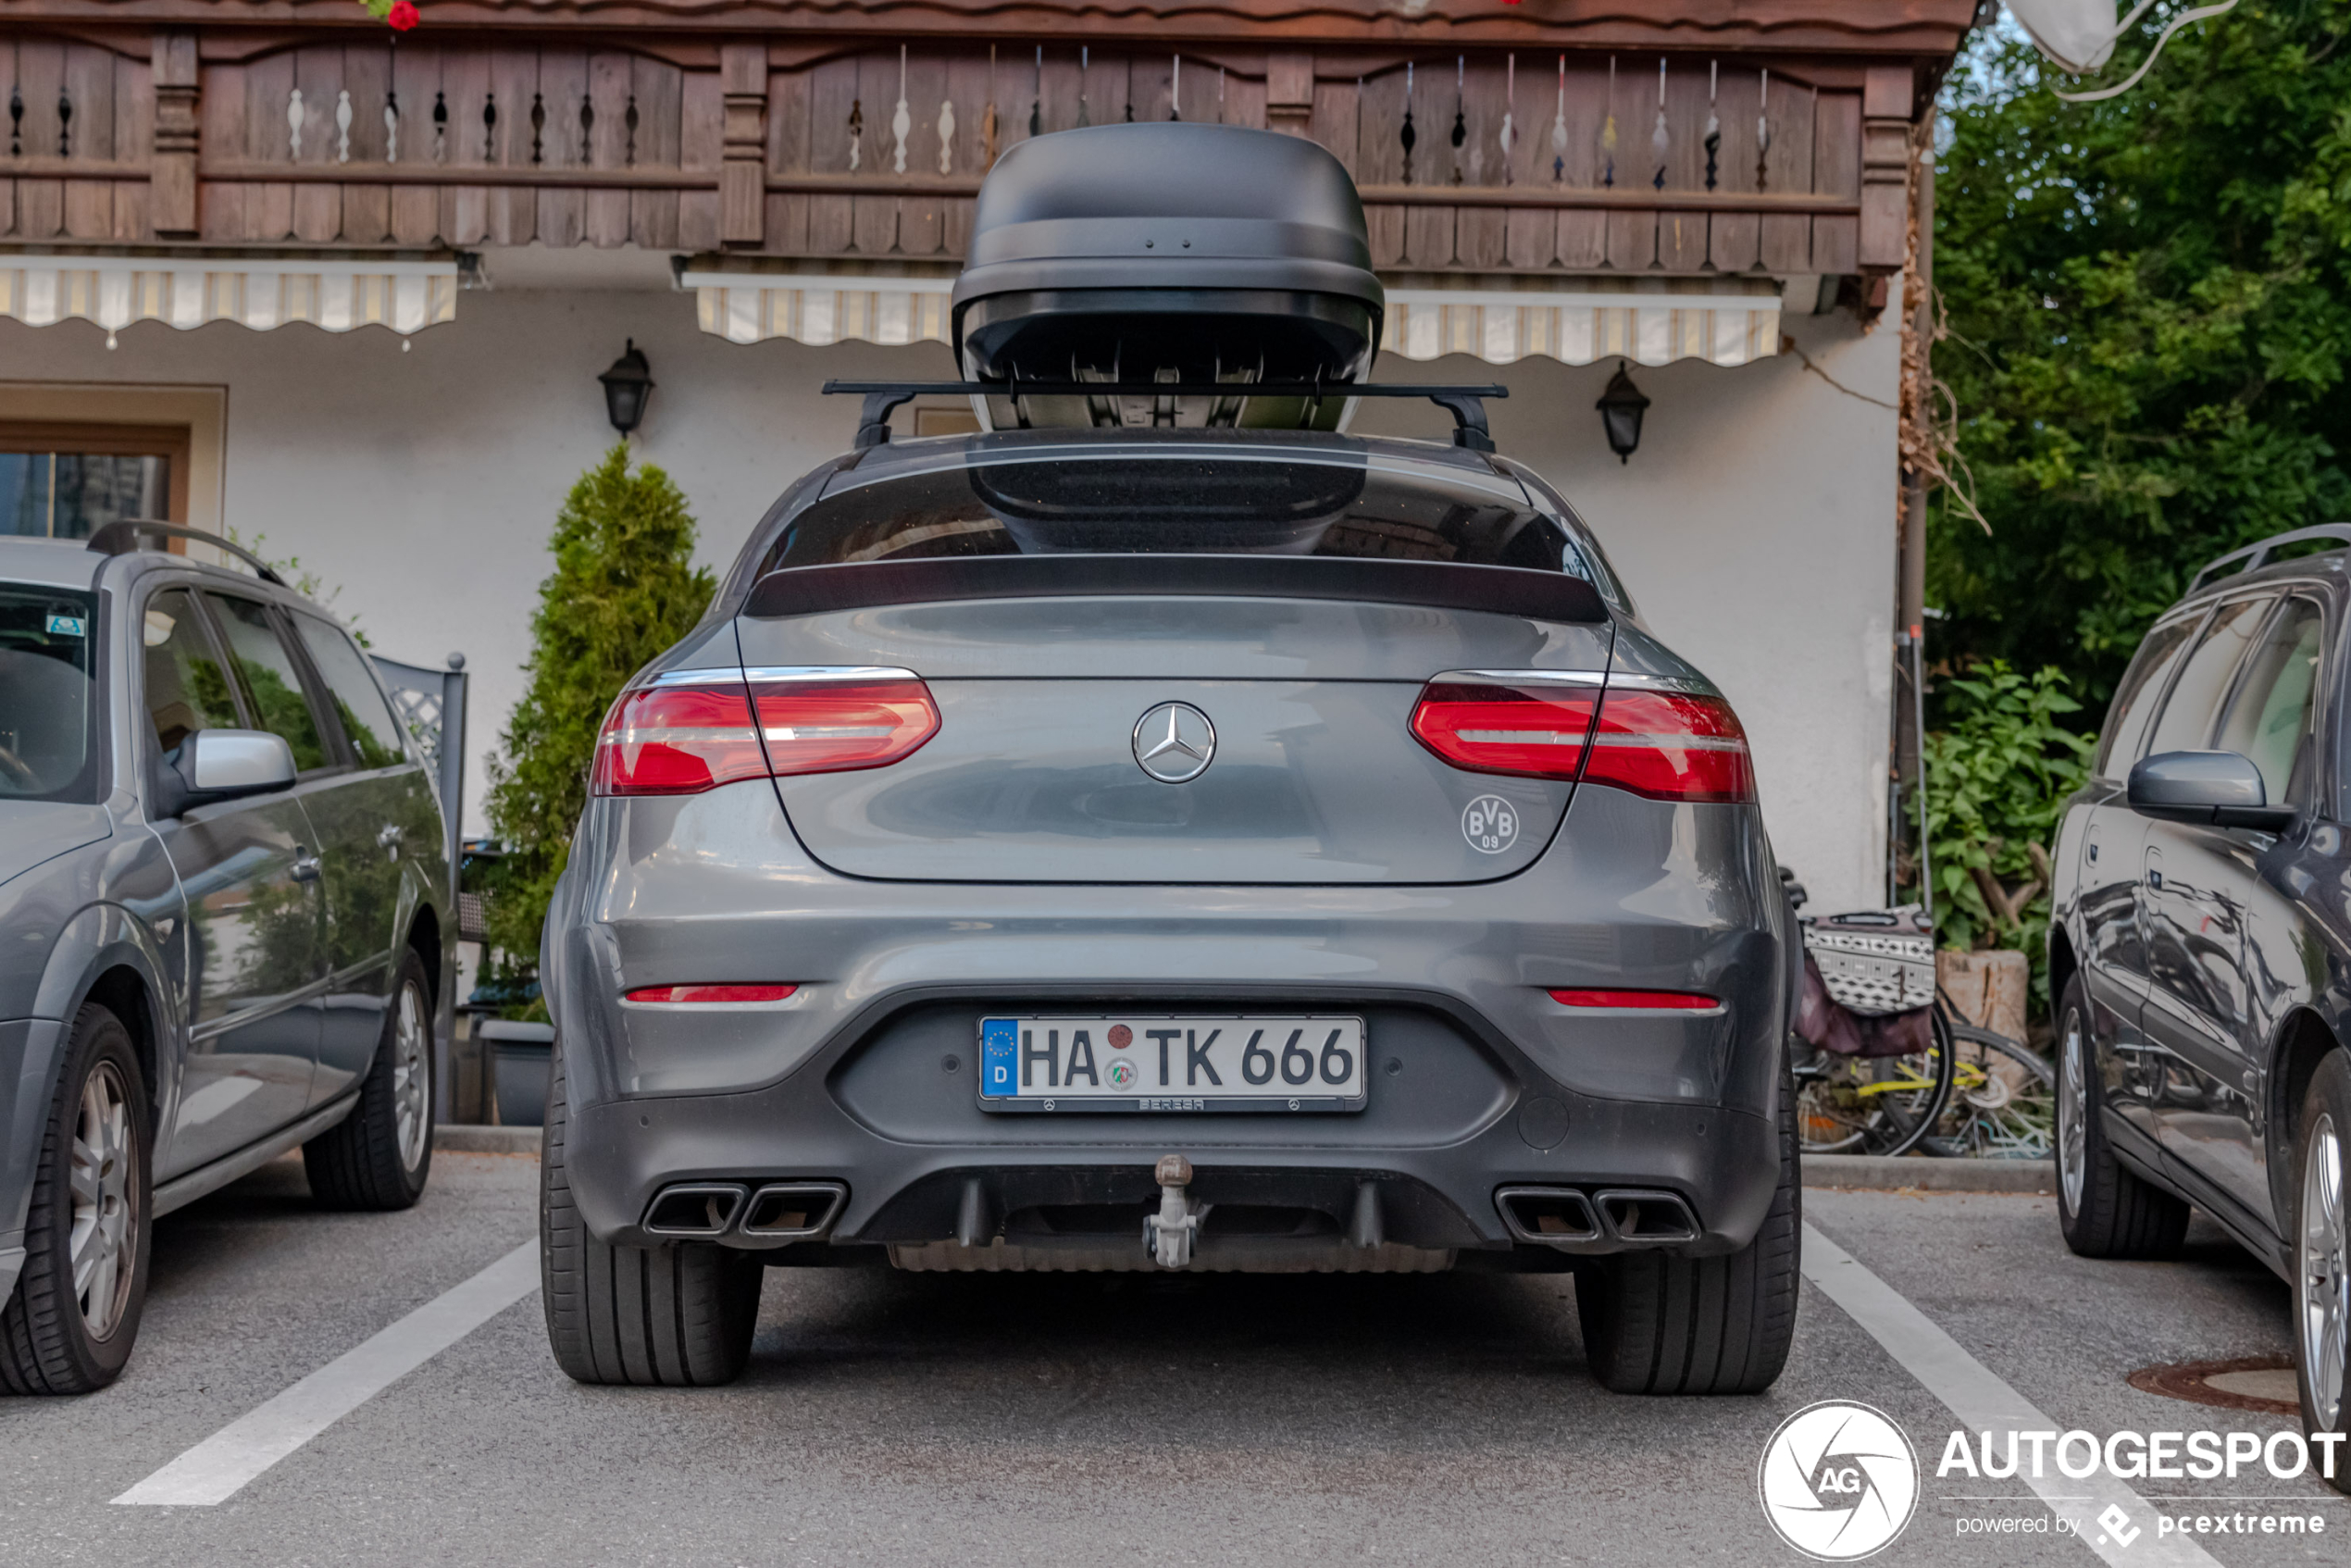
1547,988 -> 1717,1010
623,985 -> 799,1004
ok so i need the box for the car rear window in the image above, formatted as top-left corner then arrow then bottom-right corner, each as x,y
759,452 -> 1612,589
0,584 -> 100,803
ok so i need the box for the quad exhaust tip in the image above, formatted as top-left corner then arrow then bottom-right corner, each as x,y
1495,1186 -> 1698,1249
642,1180 -> 847,1241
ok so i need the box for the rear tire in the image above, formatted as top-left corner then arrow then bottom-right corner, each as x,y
2293,1051 -> 2351,1497
540,1040 -> 762,1386
0,1004 -> 152,1395
305,952 -> 434,1211
2053,975 -> 2189,1259
1577,1051 -> 1799,1395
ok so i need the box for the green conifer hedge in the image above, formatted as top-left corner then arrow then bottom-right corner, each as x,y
481,444 -> 715,1009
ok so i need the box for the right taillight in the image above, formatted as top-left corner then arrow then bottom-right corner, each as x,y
593,673 -> 939,796
1409,680 -> 1600,779
1583,688 -> 1755,803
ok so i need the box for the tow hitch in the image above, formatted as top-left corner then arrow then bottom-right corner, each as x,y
1142,1154 -> 1204,1268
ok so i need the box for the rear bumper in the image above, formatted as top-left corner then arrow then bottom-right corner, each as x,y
547,780 -> 1795,1266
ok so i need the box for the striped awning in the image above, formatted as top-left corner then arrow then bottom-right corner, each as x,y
0,254 -> 459,339
683,267 -> 1781,368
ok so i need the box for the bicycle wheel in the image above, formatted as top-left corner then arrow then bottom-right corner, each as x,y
1794,1005 -> 1958,1158
1940,1023 -> 2056,1159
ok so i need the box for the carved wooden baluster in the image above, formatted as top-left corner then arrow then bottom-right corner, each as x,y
1705,61 -> 1721,191
484,92 -> 498,161
578,93 -> 592,167
892,45 -> 911,175
1651,57 -> 1669,192
1400,62 -> 1416,187
1076,46 -> 1089,129
982,45 -> 1000,168
337,90 -> 353,163
57,87 -> 71,157
9,85 -> 21,158
1169,54 -> 1179,122
287,88 -> 304,161
386,87 -> 401,165
1600,57 -> 1616,189
1499,55 -> 1515,186
1449,56 -> 1466,186
1757,69 -> 1772,192
624,92 -> 637,167
848,96 -> 863,171
433,90 -> 447,164
1551,55 -> 1567,183
530,93 -> 545,165
938,98 -> 955,175
1028,46 -> 1041,140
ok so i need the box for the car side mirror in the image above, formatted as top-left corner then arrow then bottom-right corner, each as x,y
162,728 -> 297,814
2126,750 -> 2296,831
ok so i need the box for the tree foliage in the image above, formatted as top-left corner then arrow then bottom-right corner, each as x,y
1922,663 -> 2093,987
1928,6 -> 2351,716
481,446 -> 715,1005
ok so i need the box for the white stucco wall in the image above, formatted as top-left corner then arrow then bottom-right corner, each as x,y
0,262 -> 1898,907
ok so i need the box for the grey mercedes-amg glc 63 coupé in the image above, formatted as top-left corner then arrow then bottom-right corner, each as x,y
536,121 -> 1801,1394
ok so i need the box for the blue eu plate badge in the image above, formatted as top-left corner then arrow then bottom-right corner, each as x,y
980,1019 -> 1018,1096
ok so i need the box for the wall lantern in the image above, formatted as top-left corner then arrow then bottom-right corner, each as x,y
1596,364 -> 1650,464
598,340 -> 655,435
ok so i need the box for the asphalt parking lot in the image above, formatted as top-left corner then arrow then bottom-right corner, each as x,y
0,1151 -> 2341,1567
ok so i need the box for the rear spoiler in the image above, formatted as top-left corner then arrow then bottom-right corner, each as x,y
740,554 -> 1608,624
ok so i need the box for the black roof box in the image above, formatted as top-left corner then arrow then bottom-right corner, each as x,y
951,123 -> 1384,426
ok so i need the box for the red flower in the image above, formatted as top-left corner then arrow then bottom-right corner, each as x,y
387,0 -> 419,29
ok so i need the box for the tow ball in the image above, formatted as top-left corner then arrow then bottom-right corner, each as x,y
1142,1153 -> 1204,1268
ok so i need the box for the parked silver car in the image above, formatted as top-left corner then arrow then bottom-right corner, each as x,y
0,527 -> 452,1393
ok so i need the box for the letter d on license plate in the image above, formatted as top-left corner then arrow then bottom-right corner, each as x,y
978,1015 -> 1367,1114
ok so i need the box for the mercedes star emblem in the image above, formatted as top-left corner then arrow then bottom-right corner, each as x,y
1132,701 -> 1217,784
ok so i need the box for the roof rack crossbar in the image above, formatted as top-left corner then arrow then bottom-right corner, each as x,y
84,520 -> 288,587
820,379 -> 1507,454
2187,524 -> 2351,593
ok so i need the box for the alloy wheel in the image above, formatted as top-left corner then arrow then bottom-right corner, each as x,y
68,1059 -> 139,1342
392,982 -> 429,1173
2059,1010 -> 2088,1215
2301,1111 -> 2348,1431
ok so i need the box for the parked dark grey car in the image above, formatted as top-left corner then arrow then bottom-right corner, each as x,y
535,121 -> 1797,1404
0,527 -> 452,1393
2048,524 -> 2351,1485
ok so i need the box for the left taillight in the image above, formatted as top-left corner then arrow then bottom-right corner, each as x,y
1409,679 -> 1600,779
592,675 -> 939,796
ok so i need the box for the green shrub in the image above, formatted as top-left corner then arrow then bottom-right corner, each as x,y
480,445 -> 715,1013
1919,661 -> 2093,1007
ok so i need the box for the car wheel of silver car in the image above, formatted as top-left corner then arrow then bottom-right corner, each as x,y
2052,975 -> 2189,1260
1575,1049 -> 1800,1396
540,1039 -> 763,1387
304,952 -> 434,1212
0,1002 -> 153,1395
2296,1052 -> 2351,1495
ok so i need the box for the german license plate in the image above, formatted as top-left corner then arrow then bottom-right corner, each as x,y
977,1015 -> 1368,1113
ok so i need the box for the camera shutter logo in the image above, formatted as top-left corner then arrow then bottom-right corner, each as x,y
1756,1400 -> 1920,1561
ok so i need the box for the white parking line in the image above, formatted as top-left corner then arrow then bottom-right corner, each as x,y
112,1239 -> 539,1507
1802,1222 -> 2221,1567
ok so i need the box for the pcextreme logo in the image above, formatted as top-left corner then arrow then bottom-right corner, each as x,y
1758,1400 -> 1922,1561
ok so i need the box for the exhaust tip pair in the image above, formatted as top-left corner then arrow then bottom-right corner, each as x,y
1495,1186 -> 1700,1249
642,1180 -> 848,1242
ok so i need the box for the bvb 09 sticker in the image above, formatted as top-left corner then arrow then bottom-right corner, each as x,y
1462,794 -> 1520,854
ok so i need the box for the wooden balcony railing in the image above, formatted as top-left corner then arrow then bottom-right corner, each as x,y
0,28 -> 1931,277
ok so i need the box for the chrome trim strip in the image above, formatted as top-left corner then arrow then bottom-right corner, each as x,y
1602,670 -> 1721,697
1429,667 -> 1608,687
645,666 -> 749,688
742,665 -> 920,683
